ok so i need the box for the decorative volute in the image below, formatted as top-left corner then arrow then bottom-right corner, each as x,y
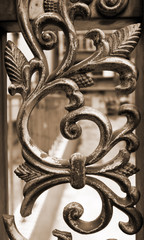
3,0 -> 143,239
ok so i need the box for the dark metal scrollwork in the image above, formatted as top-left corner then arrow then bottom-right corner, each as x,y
96,0 -> 129,17
3,0 -> 143,239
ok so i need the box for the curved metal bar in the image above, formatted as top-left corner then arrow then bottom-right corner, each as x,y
17,0 -> 49,80
91,104 -> 141,161
60,106 -> 112,165
17,79 -> 84,172
119,207 -> 143,234
53,229 -> 72,240
63,56 -> 137,94
63,175 -> 141,234
47,0 -> 78,81
3,215 -> 27,240
68,2 -> 91,21
33,13 -> 64,50
96,0 -> 129,17
86,149 -> 130,174
63,180 -> 113,234
21,176 -> 70,217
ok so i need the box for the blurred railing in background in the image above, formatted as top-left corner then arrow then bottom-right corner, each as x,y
7,94 -> 69,214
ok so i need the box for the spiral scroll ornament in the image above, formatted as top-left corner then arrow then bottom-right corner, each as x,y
96,0 -> 129,17
3,0 -> 143,239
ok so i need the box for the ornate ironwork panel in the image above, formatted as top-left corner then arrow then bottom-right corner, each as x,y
2,0 -> 143,239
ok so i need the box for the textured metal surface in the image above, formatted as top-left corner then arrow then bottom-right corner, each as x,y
3,0 -> 143,239
96,0 -> 129,16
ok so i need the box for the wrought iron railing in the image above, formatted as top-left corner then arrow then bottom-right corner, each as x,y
3,0 -> 143,239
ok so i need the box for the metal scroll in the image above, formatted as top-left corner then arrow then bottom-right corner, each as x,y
3,0 -> 143,239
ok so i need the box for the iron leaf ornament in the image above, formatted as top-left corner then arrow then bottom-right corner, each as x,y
5,41 -> 31,98
3,0 -> 143,239
107,23 -> 141,58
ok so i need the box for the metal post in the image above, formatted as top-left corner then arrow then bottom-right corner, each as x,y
0,30 -> 8,240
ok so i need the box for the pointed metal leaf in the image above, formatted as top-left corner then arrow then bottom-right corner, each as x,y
114,163 -> 139,177
5,41 -> 30,95
107,23 -> 141,58
15,163 -> 43,182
